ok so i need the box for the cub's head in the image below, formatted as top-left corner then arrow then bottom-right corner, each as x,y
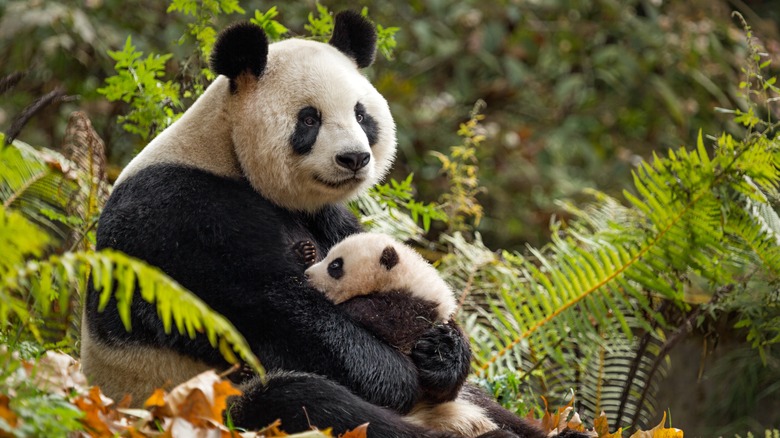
304,233 -> 457,320
210,11 -> 396,212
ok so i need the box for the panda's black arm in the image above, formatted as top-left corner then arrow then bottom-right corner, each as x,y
233,277 -> 425,412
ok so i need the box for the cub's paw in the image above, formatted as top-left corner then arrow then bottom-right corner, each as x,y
410,322 -> 471,403
293,240 -> 318,268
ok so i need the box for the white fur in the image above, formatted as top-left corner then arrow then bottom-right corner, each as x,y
80,319 -> 212,406
116,75 -> 241,186
116,38 -> 396,213
407,395 -> 499,437
305,232 -> 457,321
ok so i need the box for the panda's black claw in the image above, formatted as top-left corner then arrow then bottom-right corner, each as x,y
293,240 -> 318,267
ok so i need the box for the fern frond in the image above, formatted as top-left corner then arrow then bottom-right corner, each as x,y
468,130 -> 780,375
444,125 -> 780,430
0,206 -> 263,377
60,111 -> 111,248
0,136 -> 79,241
353,190 -> 426,243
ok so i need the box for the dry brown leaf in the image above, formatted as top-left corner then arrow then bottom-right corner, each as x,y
339,423 -> 368,438
177,388 -> 214,428
565,410 -> 587,432
72,387 -> 113,437
210,379 -> 242,422
31,351 -> 89,397
594,412 -> 610,436
144,388 -> 167,409
629,412 -> 683,438
255,419 -> 288,436
0,394 -> 18,437
166,370 -> 222,414
592,411 -> 623,437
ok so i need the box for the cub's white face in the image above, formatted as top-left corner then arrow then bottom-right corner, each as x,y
305,232 -> 458,320
229,39 -> 396,212
305,233 -> 399,304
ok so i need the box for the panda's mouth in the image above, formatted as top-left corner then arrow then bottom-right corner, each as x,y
314,175 -> 364,189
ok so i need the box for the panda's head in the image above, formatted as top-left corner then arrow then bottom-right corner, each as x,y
210,11 -> 396,212
304,232 -> 457,320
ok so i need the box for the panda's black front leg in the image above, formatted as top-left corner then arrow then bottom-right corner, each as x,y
293,240 -> 318,268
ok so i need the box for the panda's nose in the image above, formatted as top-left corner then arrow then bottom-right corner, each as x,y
336,152 -> 371,171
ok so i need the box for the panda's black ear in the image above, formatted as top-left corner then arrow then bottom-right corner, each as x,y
329,10 -> 377,69
379,246 -> 399,271
210,22 -> 268,81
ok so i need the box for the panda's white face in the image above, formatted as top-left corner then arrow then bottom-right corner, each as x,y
229,39 -> 396,212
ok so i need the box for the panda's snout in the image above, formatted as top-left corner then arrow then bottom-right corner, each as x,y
336,152 -> 371,172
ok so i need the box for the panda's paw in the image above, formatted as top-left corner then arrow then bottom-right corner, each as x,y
293,240 -> 318,268
411,322 -> 471,403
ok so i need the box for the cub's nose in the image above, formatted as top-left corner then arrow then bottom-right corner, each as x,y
336,152 -> 371,171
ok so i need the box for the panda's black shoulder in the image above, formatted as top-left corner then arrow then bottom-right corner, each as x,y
99,163 -> 360,263
97,164 -> 286,261
108,164 -> 260,208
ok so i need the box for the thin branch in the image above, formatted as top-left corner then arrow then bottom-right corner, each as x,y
5,88 -> 77,145
629,284 -> 733,427
0,72 -> 25,96
615,300 -> 669,424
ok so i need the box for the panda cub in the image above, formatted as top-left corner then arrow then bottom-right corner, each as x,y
300,232 -> 549,438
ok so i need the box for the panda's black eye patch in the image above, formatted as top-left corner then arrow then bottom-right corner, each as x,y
291,106 -> 321,155
354,102 -> 379,146
327,257 -> 344,280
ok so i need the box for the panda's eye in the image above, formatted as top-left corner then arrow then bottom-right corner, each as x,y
356,113 -> 364,123
327,257 -> 344,280
304,116 -> 318,127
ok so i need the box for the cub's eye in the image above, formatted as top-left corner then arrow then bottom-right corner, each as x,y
356,113 -> 364,123
327,257 -> 344,280
304,116 -> 317,127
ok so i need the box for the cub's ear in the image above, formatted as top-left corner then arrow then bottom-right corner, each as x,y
379,246 -> 399,271
329,10 -> 377,68
210,22 -> 268,81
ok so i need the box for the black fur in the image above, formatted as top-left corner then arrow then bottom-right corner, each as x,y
340,291 -> 439,354
413,322 -> 472,404
460,384 -> 548,438
291,106 -> 321,154
355,102 -> 380,145
329,11 -> 377,68
379,245 -> 399,270
87,164 -> 472,432
327,257 -> 345,279
232,371 -> 459,438
210,22 -> 268,92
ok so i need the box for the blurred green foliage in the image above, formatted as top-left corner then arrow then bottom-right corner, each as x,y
2,0 -> 778,247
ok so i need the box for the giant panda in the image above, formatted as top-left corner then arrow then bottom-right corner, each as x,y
302,232 -> 579,438
81,12 -> 473,437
